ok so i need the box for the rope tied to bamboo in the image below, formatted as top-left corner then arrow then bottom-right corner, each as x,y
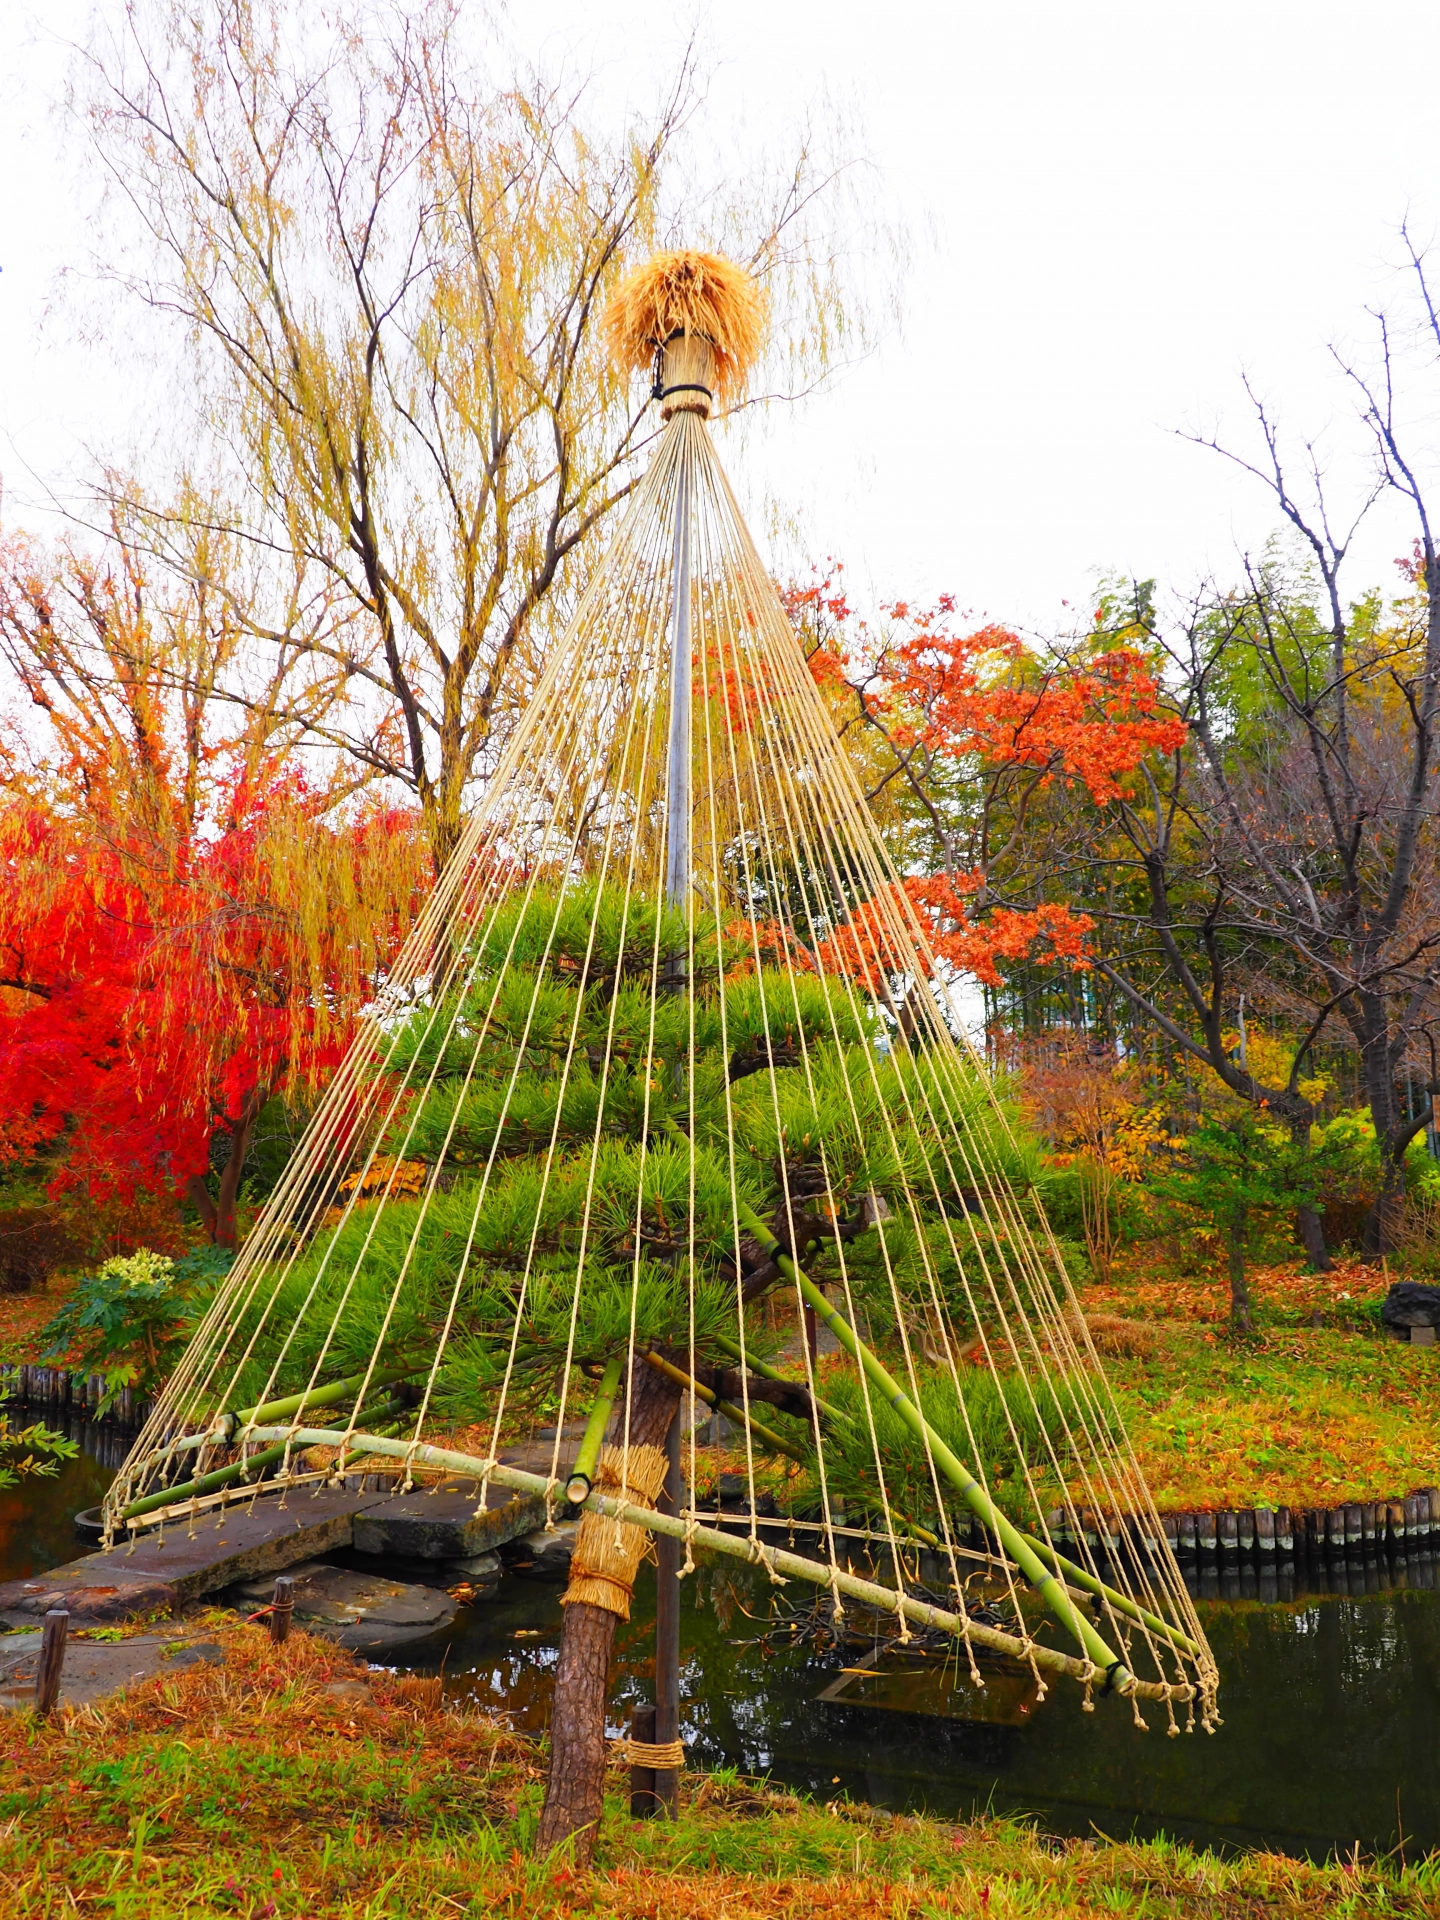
560,1443 -> 669,1621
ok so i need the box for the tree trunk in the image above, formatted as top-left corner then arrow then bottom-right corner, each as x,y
190,1086 -> 269,1249
535,1353 -> 682,1864
1287,1112 -> 1331,1272
1363,1172 -> 1407,1261
1227,1208 -> 1253,1332
1359,1013 -> 1405,1260
1296,1205 -> 1332,1273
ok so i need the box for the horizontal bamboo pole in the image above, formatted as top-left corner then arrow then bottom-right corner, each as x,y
160,1364 -> 425,1461
120,1399 -> 408,1520
236,1426 -> 1193,1704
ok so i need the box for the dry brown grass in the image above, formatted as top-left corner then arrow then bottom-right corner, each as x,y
0,1616 -> 1434,1916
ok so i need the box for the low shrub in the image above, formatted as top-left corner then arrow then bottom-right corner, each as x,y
38,1244 -> 233,1408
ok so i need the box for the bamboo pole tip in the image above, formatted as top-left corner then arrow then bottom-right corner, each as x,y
602,249 -> 767,413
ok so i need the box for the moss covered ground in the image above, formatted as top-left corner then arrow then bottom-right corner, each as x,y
0,1618 -> 1432,1918
1084,1253 -> 1440,1510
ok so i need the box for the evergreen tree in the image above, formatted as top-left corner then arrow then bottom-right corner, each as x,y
248,880 -> 1040,1492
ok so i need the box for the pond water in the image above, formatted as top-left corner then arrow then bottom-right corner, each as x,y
8,1446 -> 1440,1862
395,1555 -> 1440,1863
0,1417 -> 119,1585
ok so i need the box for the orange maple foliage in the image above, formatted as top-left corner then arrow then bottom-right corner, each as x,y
783,564 -> 1185,989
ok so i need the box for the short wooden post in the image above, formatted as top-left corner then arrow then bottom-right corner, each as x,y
269,1576 -> 294,1645
652,1404 -> 682,1818
34,1609 -> 68,1719
1274,1506 -> 1293,1555
628,1703 -> 658,1818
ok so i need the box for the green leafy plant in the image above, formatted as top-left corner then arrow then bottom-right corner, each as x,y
0,1413 -> 78,1490
39,1246 -> 234,1409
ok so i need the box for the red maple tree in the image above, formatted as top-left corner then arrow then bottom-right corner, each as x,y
0,535 -> 427,1245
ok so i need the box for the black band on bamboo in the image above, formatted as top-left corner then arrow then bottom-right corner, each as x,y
1103,1658 -> 1126,1691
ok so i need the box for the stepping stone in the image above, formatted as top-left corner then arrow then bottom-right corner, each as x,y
509,1523 -> 579,1581
444,1550 -> 503,1583
353,1478 -> 545,1560
232,1561 -> 456,1653
0,1632 -> 224,1713
0,1480 -> 400,1625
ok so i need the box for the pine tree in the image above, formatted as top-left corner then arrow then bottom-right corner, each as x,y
235,879 -> 1044,1857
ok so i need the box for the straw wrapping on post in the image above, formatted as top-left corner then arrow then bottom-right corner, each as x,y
603,249 -> 766,404
561,1443 -> 669,1619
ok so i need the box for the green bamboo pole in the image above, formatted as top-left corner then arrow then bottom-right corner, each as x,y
121,1398 -> 409,1519
716,1315 -> 1190,1650
156,1363 -> 427,1459
736,1206 -> 1130,1687
240,1426 -> 1195,1704
1020,1534 -> 1202,1661
565,1354 -> 625,1503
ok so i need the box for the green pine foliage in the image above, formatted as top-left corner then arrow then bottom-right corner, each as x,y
234,885 -> 1038,1481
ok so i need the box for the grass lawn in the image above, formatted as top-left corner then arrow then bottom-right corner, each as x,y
0,1618 -> 1434,1918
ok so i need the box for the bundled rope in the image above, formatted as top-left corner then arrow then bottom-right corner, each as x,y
561,1444 -> 670,1621
617,1737 -> 685,1770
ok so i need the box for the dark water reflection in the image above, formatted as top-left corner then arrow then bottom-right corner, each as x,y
0,1414 -> 117,1584
405,1556 -> 1440,1861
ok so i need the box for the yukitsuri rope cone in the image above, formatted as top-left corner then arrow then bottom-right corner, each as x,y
104,247 -> 1218,1863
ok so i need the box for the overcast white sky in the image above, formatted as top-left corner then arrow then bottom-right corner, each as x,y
3,1 -> 1439,632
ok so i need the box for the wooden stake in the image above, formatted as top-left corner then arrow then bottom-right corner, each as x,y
34,1608 -> 68,1719
653,1404 -> 682,1818
628,1704 -> 658,1817
269,1576 -> 294,1645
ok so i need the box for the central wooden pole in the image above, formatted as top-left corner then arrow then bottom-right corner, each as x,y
652,397 -> 692,1815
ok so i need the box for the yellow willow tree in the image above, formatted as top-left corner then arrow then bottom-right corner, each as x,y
77,0 -> 887,869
